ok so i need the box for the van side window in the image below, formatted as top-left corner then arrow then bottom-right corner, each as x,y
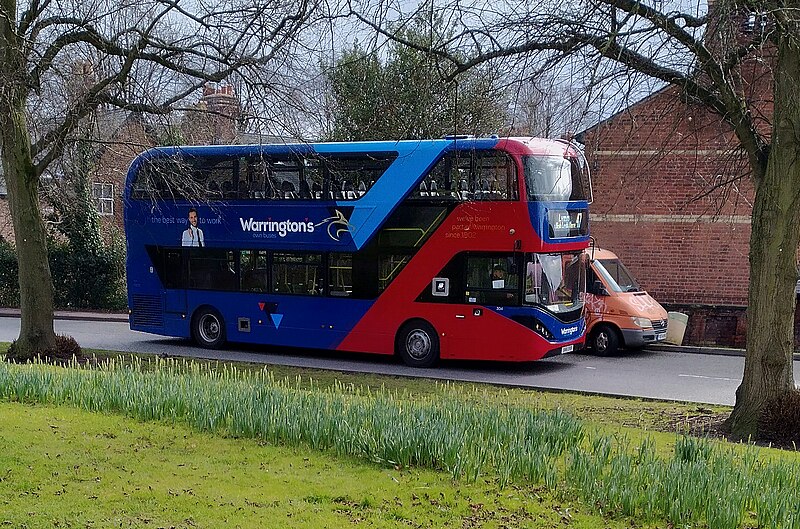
586,265 -> 602,294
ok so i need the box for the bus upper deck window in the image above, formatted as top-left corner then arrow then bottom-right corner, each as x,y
413,152 -> 517,202
523,155 -> 586,201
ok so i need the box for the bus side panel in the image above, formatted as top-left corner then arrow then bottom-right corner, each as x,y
339,302 -> 583,361
184,291 -> 376,351
337,202 -> 584,360
127,252 -> 190,337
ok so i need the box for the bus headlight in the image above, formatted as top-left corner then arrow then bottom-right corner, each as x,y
631,317 -> 653,329
532,320 -> 554,340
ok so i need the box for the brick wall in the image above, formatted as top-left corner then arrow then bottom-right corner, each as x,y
653,303 -> 800,351
590,219 -> 750,306
663,303 -> 748,348
585,89 -> 755,306
92,118 -> 155,238
0,199 -> 12,242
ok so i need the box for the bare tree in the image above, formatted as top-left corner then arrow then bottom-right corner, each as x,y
348,0 -> 799,439
0,0 -> 316,361
504,71 -> 591,137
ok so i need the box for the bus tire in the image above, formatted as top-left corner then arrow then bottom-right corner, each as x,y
591,324 -> 620,357
192,307 -> 227,349
396,320 -> 440,368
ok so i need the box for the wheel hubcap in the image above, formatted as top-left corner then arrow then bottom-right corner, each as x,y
406,329 -> 432,360
596,332 -> 608,352
199,314 -> 221,343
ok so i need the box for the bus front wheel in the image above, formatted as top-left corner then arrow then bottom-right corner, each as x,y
591,324 -> 620,357
396,320 -> 440,368
192,307 -> 226,349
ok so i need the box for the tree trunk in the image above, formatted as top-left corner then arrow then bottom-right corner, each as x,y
0,98 -> 57,360
725,28 -> 800,439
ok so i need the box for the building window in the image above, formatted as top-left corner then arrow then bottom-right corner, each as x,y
742,11 -> 769,33
92,182 -> 114,215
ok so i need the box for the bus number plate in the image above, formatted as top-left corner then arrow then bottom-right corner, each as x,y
561,345 -> 574,354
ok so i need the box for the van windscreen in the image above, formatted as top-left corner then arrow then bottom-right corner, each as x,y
594,259 -> 641,293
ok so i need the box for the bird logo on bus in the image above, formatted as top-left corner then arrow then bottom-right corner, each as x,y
316,209 -> 353,241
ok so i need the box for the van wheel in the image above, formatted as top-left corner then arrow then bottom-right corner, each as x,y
192,307 -> 226,349
591,325 -> 620,357
396,320 -> 439,368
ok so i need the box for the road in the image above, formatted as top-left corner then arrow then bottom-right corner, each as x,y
2,316 -> 798,406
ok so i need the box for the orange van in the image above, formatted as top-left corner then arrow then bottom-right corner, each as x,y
584,247 -> 668,356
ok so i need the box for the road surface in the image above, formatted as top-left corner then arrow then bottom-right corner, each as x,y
3,316 -> 798,406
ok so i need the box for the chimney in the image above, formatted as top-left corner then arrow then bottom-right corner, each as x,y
200,83 -> 240,144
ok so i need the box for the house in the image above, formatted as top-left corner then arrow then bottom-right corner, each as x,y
0,83 -> 246,244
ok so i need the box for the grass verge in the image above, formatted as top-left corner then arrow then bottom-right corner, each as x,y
1,401 -> 619,529
1,351 -> 799,528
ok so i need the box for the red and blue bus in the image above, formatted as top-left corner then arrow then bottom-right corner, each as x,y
124,136 -> 590,366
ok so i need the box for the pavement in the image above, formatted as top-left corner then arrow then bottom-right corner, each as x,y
0,307 -> 129,323
0,306 -> 761,357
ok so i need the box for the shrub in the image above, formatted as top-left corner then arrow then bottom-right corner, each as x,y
759,389 -> 800,446
5,334 -> 83,364
49,240 -> 126,310
0,238 -> 125,311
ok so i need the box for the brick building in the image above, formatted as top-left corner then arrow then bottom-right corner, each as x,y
0,174 -> 9,242
578,35 -> 800,348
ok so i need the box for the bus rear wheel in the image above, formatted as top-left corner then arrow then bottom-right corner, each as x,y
396,320 -> 440,368
591,324 -> 620,357
192,307 -> 226,349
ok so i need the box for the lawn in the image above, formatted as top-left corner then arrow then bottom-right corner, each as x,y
0,401 -> 635,529
1,351 -> 799,529
80,347 -> 733,438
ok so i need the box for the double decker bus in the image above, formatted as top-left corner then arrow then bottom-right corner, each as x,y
125,136 -> 591,366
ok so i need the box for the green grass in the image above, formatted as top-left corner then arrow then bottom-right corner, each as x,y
76,347 -> 732,440
0,402 -> 638,529
0,358 -> 586,485
2,349 -> 800,528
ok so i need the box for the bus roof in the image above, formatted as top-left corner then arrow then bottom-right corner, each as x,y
504,137 -> 583,157
133,136 -> 580,160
